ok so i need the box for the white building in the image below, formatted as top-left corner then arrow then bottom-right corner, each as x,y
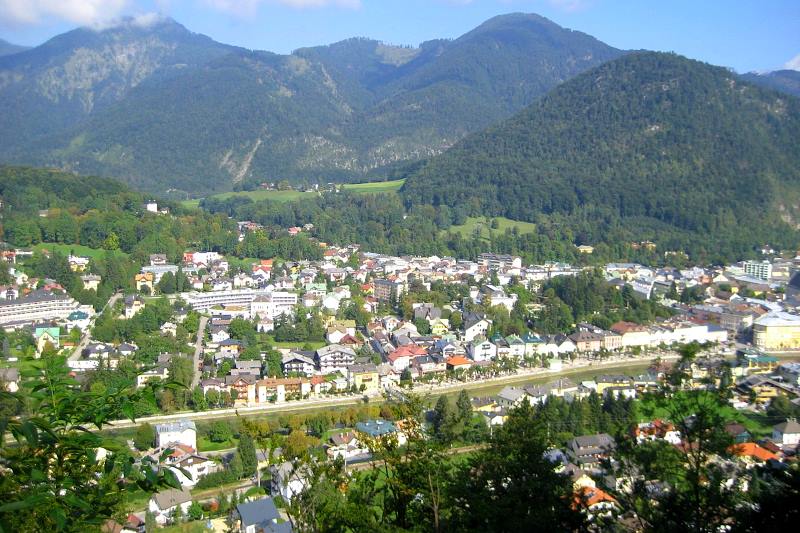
155,420 -> 197,451
0,290 -> 80,326
251,291 -> 298,321
149,488 -> 192,525
743,260 -> 772,281
773,419 -> 800,447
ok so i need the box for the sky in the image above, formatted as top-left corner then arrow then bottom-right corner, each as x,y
0,0 -> 798,73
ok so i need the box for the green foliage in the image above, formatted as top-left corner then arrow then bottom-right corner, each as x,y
403,52 -> 800,263
238,432 -> 258,478
534,271 -> 673,333
208,421 -> 234,443
614,391 -> 740,532
0,356 -> 179,531
133,423 -> 155,451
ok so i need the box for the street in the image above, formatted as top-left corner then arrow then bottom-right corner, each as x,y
69,291 -> 122,361
192,315 -> 208,389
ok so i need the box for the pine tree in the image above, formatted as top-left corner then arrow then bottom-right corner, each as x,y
238,432 -> 258,478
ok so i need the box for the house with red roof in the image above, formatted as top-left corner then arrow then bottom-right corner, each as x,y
446,355 -> 472,372
387,345 -> 428,372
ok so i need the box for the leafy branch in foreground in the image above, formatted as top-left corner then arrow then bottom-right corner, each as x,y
0,356 -> 181,532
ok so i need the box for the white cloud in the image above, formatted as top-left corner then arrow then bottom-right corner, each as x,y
0,0 -> 129,26
785,53 -> 800,72
203,0 -> 360,17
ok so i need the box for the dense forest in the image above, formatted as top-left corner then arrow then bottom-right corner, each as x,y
402,52 -> 800,262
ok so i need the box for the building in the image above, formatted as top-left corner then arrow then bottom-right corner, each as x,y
772,419 -> 800,447
123,295 -> 145,319
148,488 -> 192,525
282,352 -> 316,377
235,497 -> 292,533
155,420 -> 197,451
316,344 -> 356,374
270,461 -> 308,502
374,279 -> 404,303
463,312 -> 491,342
0,290 -> 80,326
251,292 -> 298,321
477,253 -> 522,271
347,363 -> 380,393
567,434 -> 616,472
743,260 -> 772,281
753,312 -> 800,350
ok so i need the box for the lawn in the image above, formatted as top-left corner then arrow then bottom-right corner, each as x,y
181,188 -> 316,208
447,216 -> 537,240
341,179 -> 404,194
197,435 -> 238,452
181,179 -> 404,209
32,242 -> 128,259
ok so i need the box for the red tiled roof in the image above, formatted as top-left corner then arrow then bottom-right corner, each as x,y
446,356 -> 472,367
731,442 -> 778,462
573,486 -> 617,510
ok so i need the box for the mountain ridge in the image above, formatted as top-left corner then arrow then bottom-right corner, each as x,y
0,13 -> 623,194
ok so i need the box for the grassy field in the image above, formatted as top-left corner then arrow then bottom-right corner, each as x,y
181,179 -> 405,209
197,435 -> 238,452
340,179 -> 404,194
447,216 -> 537,239
32,242 -> 128,259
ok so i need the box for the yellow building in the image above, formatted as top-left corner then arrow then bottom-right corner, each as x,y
347,363 -> 380,393
429,318 -> 450,336
753,312 -> 800,351
135,272 -> 155,293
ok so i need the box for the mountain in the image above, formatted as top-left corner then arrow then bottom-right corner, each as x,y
740,69 -> 800,97
0,13 -> 622,194
0,38 -> 30,57
401,52 -> 800,257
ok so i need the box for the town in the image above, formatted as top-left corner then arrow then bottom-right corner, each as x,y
2,225 -> 800,531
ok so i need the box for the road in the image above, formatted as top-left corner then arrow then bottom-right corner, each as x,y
101,355 -> 683,431
192,316 -> 208,389
69,291 -> 122,361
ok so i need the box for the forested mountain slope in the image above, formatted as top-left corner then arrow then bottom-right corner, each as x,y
402,52 -> 800,256
0,13 -> 621,194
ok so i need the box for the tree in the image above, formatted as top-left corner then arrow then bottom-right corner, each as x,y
449,401 -> 584,531
432,395 -> 455,444
284,430 -> 317,459
168,356 -> 194,388
134,423 -> 156,451
238,432 -> 258,478
229,452 -> 244,480
0,356 -> 180,531
188,501 -> 203,521
615,391 -> 741,532
145,511 -> 156,532
456,389 -> 472,426
209,421 -> 233,443
191,385 -> 207,411
413,317 -> 431,335
157,271 -> 176,294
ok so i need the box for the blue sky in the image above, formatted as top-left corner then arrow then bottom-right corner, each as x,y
1,0 -> 798,73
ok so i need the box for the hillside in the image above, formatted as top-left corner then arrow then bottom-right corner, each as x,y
0,13 -> 621,194
0,38 -> 30,57
402,52 -> 800,258
741,69 -> 800,97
